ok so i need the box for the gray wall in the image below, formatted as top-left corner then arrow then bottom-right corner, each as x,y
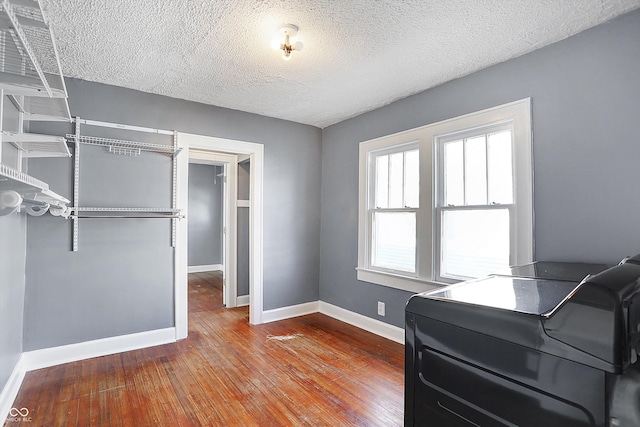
0,99 -> 26,392
24,78 -> 322,350
188,164 -> 223,267
320,10 -> 640,328
25,142 -> 175,350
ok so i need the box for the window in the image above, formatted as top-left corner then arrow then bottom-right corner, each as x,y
436,125 -> 514,282
358,99 -> 532,293
370,145 -> 419,273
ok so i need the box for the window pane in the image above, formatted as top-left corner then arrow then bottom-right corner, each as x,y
388,152 -> 404,208
375,154 -> 389,208
372,212 -> 416,273
440,209 -> 510,279
488,130 -> 513,204
404,149 -> 419,208
465,136 -> 487,205
444,140 -> 464,206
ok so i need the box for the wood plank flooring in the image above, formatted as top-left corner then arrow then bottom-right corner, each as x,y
6,272 -> 404,426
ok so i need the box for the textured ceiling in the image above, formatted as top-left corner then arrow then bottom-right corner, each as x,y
41,0 -> 640,128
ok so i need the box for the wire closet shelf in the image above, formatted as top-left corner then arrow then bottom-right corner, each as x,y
0,0 -> 71,120
65,134 -> 181,157
0,162 -> 69,206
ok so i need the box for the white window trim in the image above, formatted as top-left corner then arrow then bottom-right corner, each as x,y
357,98 -> 533,293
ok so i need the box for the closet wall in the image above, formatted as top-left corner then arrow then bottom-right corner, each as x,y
23,78 -> 322,351
0,98 -> 27,391
24,126 -> 175,350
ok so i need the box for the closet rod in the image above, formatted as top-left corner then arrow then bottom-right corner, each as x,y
22,198 -> 49,208
73,118 -> 174,136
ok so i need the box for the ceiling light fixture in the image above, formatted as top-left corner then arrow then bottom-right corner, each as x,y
271,24 -> 303,61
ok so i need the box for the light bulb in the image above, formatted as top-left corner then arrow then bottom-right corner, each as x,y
271,39 -> 282,51
282,50 -> 291,61
292,41 -> 303,52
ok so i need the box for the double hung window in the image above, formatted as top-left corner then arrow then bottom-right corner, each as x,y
370,145 -> 419,274
357,99 -> 533,293
436,124 -> 515,282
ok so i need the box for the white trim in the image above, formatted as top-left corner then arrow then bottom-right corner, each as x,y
261,301 -> 320,324
319,301 -> 405,344
237,200 -> 250,208
177,132 -> 264,326
188,264 -> 223,273
356,268 -> 442,294
0,355 -> 27,423
236,295 -> 250,307
260,300 -> 405,344
175,141 -> 189,339
22,328 -> 176,372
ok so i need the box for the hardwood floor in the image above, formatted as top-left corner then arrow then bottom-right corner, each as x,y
7,272 -> 404,426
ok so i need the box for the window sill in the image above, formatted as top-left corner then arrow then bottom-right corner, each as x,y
356,268 -> 445,294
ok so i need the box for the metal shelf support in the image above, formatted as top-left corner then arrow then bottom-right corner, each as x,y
72,116 -> 80,251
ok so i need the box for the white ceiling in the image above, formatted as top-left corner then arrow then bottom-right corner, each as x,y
41,0 -> 640,128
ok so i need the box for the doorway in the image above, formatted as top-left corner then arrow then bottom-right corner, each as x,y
189,151 -> 238,308
175,132 -> 264,340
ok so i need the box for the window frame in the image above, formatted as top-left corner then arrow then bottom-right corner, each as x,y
357,98 -> 533,293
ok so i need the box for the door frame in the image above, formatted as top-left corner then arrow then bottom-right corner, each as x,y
175,132 -> 264,339
188,151 -> 238,308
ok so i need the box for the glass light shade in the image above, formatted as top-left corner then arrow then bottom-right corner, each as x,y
292,41 -> 303,51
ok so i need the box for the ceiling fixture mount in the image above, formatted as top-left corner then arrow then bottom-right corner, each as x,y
271,24 -> 303,61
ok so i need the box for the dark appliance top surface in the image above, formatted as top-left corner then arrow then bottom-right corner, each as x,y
424,275 -> 581,317
509,261 -> 609,282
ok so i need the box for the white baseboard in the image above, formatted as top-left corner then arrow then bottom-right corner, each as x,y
262,301 -> 320,323
0,355 -> 27,424
319,301 -> 405,344
188,264 -> 223,273
260,300 -> 405,345
236,295 -> 250,307
22,327 -> 176,372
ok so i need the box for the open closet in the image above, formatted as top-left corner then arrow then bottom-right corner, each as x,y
0,0 -> 71,217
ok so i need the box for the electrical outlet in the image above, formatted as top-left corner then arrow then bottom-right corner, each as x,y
377,301 -> 385,316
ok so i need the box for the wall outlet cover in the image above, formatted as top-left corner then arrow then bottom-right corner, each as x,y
377,301 -> 385,316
